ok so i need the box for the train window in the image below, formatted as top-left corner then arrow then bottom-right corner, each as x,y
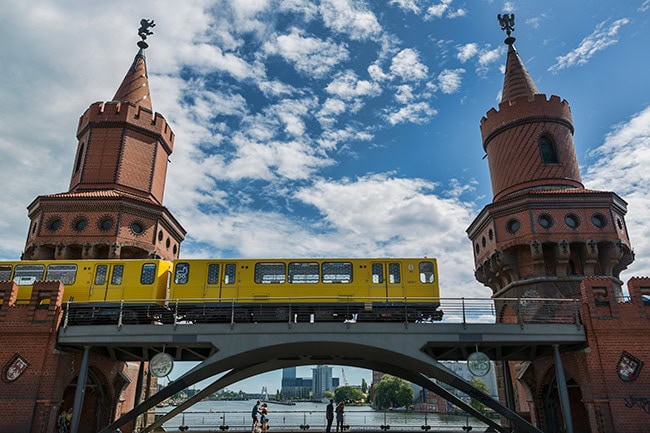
255,262 -> 286,284
45,264 -> 77,285
419,261 -> 435,284
322,262 -> 352,284
372,264 -> 383,284
141,264 -> 156,285
13,264 -> 45,285
289,262 -> 319,283
111,265 -> 124,285
389,263 -> 401,284
224,264 -> 236,284
94,265 -> 107,285
0,265 -> 12,281
174,263 -> 190,284
207,264 -> 220,284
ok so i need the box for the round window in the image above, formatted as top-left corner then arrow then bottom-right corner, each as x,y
98,217 -> 114,231
475,243 -> 480,255
130,221 -> 144,234
488,229 -> 494,241
506,219 -> 521,233
158,230 -> 164,241
564,214 -> 580,228
617,217 -> 623,230
72,217 -> 89,231
46,217 -> 63,232
481,236 -> 486,247
591,213 -> 607,228
538,214 -> 554,228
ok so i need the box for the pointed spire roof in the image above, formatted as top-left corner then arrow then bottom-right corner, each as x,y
500,38 -> 539,103
112,47 -> 152,109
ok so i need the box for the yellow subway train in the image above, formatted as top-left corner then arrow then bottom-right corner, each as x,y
0,257 -> 441,323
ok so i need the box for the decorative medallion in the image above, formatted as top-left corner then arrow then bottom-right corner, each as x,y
3,353 -> 30,382
149,352 -> 174,378
467,351 -> 491,377
617,351 -> 643,382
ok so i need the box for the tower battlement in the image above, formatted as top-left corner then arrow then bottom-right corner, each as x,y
480,94 -> 573,150
77,101 -> 175,153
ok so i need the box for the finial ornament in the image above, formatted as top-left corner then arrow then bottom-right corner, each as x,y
137,19 -> 156,49
497,13 -> 515,45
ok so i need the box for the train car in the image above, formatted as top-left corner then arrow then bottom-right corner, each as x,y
168,258 -> 441,323
0,259 -> 171,314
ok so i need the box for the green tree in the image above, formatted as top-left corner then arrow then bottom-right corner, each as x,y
361,378 -> 368,393
334,386 -> 365,403
469,378 -> 490,413
372,375 -> 413,410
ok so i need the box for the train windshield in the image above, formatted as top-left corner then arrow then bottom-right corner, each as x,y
419,261 -> 435,283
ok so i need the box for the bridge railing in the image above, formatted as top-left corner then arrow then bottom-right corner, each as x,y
61,297 -> 581,328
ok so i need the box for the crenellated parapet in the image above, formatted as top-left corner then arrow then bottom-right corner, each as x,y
480,94 -> 573,149
77,101 -> 174,154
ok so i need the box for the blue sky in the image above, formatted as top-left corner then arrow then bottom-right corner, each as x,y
1,0 -> 649,393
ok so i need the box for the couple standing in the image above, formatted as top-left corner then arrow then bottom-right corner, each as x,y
326,399 -> 345,432
251,400 -> 269,433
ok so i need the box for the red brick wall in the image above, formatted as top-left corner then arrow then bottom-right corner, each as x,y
0,281 -> 140,433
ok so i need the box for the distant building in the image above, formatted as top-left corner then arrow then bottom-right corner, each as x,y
312,365 -> 334,399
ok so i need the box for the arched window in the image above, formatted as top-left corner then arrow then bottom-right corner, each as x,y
74,143 -> 85,173
539,135 -> 558,163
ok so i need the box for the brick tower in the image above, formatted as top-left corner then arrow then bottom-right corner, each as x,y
466,16 -> 650,433
0,24 -> 184,433
466,24 -> 633,302
22,27 -> 185,261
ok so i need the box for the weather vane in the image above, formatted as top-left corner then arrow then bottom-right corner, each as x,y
497,13 -> 515,45
137,19 -> 156,49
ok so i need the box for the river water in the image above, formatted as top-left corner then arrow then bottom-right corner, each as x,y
156,400 -> 488,431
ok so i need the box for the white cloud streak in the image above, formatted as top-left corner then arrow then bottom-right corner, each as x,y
548,18 -> 630,73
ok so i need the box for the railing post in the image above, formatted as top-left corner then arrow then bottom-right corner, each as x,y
174,300 -> 179,328
117,300 -> 124,328
461,297 -> 466,325
574,298 -> 581,327
230,299 -> 235,328
63,299 -> 70,329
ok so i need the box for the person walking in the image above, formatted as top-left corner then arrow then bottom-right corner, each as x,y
335,401 -> 345,432
251,400 -> 260,433
325,399 -> 334,433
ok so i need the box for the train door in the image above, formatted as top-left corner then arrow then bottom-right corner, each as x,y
370,261 -> 404,301
218,263 -> 239,301
204,262 -> 222,299
89,263 -> 125,301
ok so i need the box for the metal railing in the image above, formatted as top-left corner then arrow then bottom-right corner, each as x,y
61,296 -> 581,329
154,408 -> 493,432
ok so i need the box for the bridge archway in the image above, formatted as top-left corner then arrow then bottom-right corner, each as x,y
94,323 -> 554,433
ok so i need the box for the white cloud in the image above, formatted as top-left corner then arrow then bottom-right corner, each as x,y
583,106 -> 650,281
263,27 -> 349,78
319,0 -> 382,41
548,18 -> 630,73
425,0 -> 452,19
437,69 -> 465,94
389,48 -> 429,81
390,0 -> 421,13
385,102 -> 437,125
457,43 -> 478,63
325,70 -> 382,100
